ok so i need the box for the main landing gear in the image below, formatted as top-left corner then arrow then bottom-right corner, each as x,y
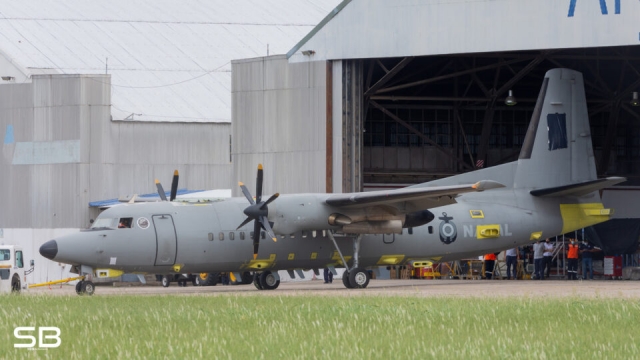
328,232 -> 370,289
252,270 -> 280,290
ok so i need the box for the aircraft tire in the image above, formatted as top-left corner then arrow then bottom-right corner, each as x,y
240,271 -> 253,284
342,271 -> 354,289
253,273 -> 263,290
11,275 -> 21,293
259,271 -> 280,290
75,281 -> 84,295
161,275 -> 171,288
201,272 -> 219,286
83,281 -> 95,296
348,268 -> 370,289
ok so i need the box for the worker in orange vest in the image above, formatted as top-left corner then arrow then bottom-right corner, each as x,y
567,238 -> 580,280
484,253 -> 497,279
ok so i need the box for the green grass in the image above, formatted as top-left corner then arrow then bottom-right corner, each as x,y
1,294 -> 639,359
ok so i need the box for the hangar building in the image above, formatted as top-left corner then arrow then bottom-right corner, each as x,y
232,0 -> 640,254
0,0 -> 341,284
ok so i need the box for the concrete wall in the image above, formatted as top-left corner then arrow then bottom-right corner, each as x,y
1,74 -> 232,229
231,55 -> 328,196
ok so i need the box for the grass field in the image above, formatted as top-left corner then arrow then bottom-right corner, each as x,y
1,294 -> 639,359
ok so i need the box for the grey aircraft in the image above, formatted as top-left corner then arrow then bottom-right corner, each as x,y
40,68 -> 623,295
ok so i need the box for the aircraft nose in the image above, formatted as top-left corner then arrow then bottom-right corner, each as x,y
40,240 -> 58,260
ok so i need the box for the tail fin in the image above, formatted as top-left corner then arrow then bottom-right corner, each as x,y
514,69 -> 598,190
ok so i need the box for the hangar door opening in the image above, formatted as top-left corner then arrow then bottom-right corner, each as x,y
335,48 -> 640,191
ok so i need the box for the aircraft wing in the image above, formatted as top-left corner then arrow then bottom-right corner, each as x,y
325,180 -> 504,212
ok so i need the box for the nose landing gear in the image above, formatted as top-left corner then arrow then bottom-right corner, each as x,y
74,278 -> 95,296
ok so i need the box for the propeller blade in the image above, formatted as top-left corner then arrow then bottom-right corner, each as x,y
260,193 -> 280,210
238,182 -> 255,205
256,164 -> 263,203
170,170 -> 179,201
236,217 -> 253,231
259,217 -> 277,242
253,221 -> 261,260
155,180 -> 167,201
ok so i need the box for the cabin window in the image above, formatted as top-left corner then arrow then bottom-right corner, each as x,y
428,226 -> 433,234
118,217 -> 133,229
250,231 -> 254,239
322,230 -> 326,237
261,231 -> 265,239
240,232 -> 245,240
302,231 -> 308,238
290,234 -> 295,238
280,235 -> 285,239
15,251 -> 23,268
219,232 -> 224,241
408,227 -> 413,235
92,218 -> 116,229
208,233 -> 214,241
229,232 -> 235,240
312,230 -> 317,238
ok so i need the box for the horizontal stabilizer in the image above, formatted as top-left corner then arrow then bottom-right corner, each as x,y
530,177 -> 626,198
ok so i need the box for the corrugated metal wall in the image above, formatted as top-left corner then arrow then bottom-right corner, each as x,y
290,0 -> 640,62
231,55 -> 327,196
0,74 -> 231,229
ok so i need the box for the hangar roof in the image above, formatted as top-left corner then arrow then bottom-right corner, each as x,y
0,0 -> 341,122
288,0 -> 640,62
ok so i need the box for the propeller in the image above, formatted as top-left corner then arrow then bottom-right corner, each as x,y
155,170 -> 179,201
236,164 -> 279,259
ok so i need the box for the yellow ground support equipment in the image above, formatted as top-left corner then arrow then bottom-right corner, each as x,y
28,276 -> 85,288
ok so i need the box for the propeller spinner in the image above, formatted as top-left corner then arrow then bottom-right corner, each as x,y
155,170 -> 180,201
236,164 -> 279,259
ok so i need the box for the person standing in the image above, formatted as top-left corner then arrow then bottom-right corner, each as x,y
505,247 -> 519,280
323,267 -> 333,283
580,240 -> 595,280
484,253 -> 496,279
533,240 -> 545,280
543,238 -> 555,278
567,238 -> 580,280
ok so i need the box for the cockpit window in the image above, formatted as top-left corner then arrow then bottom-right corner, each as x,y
91,218 -> 117,229
118,218 -> 133,229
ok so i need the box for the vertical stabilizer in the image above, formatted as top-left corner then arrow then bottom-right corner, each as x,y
514,69 -> 597,190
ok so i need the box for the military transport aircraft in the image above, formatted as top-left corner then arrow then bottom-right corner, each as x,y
40,68 -> 623,295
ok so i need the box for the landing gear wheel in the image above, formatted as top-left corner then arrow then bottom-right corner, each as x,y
348,268 -> 370,289
259,271 -> 280,290
201,272 -> 219,286
11,275 -> 21,293
342,271 -> 354,289
240,271 -> 253,284
161,275 -> 171,288
83,281 -> 95,296
253,273 -> 263,290
75,281 -> 84,295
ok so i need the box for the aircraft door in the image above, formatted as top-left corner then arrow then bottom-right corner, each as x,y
152,215 -> 177,266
